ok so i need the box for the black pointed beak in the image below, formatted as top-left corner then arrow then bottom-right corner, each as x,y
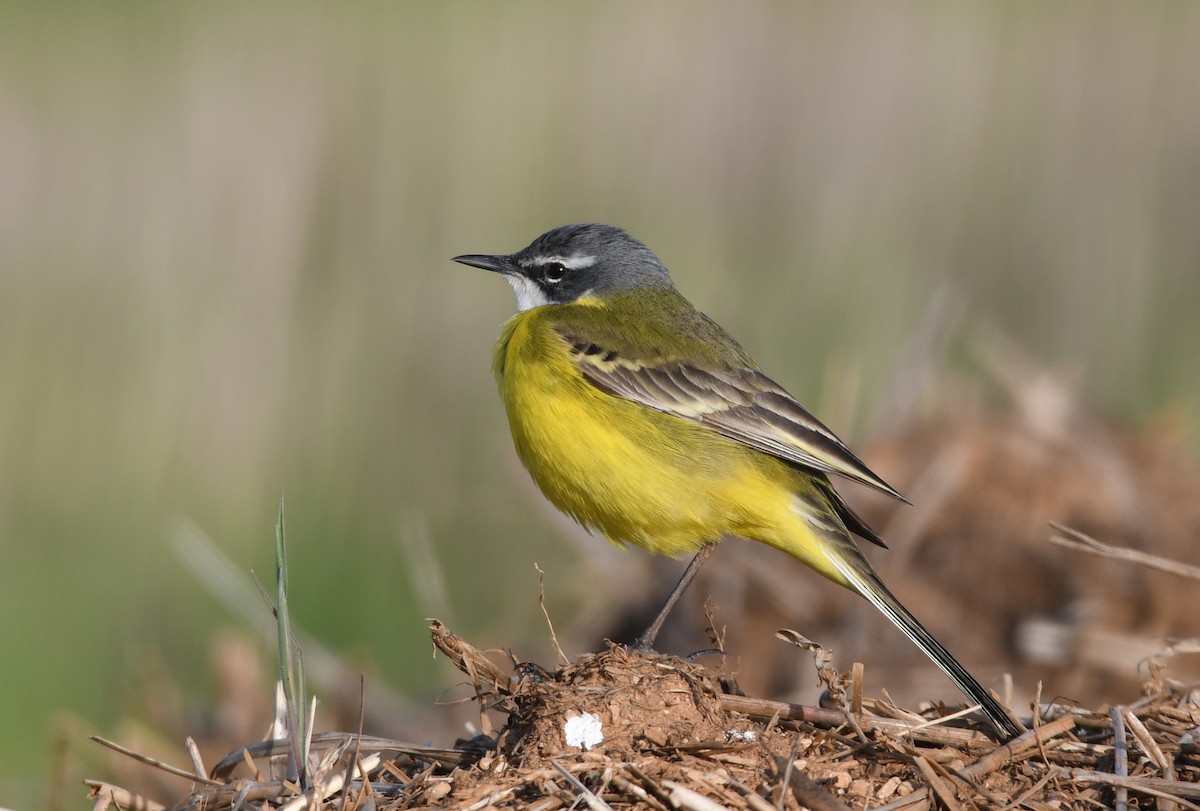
451,253 -> 519,275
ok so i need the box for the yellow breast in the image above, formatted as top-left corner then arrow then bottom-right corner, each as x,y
492,308 -> 824,562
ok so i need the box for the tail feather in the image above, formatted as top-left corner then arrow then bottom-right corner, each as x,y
831,555 -> 1024,741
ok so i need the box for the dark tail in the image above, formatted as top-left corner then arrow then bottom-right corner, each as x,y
831,555 -> 1024,741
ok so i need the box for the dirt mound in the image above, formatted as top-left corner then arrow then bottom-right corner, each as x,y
89,622 -> 1200,810
501,645 -> 748,766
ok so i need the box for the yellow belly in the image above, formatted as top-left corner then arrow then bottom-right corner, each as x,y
493,310 -> 854,586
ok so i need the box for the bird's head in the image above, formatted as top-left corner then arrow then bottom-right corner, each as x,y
453,223 -> 674,311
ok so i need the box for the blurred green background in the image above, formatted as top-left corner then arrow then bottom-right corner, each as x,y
2,2 -> 1198,804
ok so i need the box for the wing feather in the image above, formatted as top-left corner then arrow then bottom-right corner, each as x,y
561,327 -> 907,504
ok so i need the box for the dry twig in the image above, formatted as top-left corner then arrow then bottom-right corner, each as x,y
1049,523 -> 1200,580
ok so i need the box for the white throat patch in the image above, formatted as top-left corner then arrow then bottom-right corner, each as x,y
505,275 -> 551,311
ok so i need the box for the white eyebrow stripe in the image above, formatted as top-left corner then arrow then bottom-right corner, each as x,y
528,254 -> 597,270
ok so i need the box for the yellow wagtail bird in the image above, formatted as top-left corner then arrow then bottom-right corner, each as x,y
453,224 -> 1023,740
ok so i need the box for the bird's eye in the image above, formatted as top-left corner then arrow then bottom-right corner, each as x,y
542,262 -> 567,283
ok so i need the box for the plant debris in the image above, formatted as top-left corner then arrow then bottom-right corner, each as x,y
88,621 -> 1200,810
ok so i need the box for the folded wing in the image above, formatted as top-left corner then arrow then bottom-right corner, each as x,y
561,330 -> 907,506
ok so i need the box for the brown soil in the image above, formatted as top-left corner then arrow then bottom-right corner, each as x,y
89,622 -> 1200,811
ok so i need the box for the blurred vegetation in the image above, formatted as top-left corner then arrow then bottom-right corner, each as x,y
1,2 -> 1198,803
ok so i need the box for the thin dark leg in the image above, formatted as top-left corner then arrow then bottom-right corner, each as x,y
633,544 -> 716,651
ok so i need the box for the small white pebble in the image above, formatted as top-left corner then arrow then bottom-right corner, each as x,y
563,712 -> 604,751
425,781 -> 452,801
876,776 -> 902,800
